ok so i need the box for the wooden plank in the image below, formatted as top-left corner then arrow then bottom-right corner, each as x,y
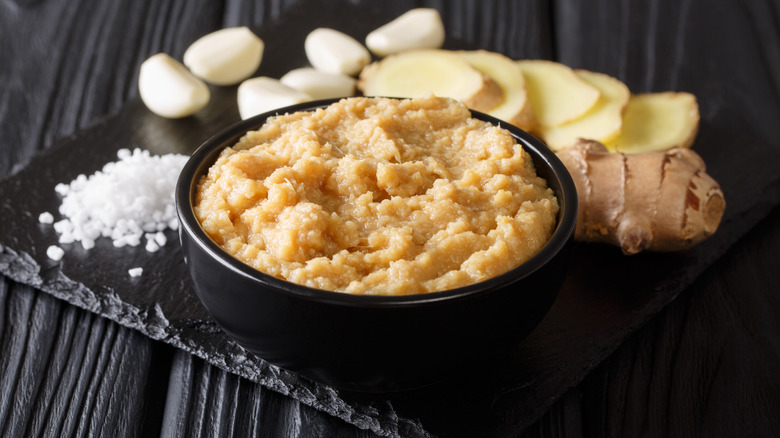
576,205 -> 780,437
0,283 -> 161,437
160,350 -> 383,437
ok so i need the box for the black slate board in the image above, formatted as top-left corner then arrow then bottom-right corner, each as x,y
1,1 -> 779,437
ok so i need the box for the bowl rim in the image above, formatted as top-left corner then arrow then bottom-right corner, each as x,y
175,97 -> 578,308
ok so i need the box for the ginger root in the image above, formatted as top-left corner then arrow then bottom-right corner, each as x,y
557,140 -> 726,255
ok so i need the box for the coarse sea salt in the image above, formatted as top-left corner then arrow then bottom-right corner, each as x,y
128,267 -> 144,277
47,148 -> 189,264
39,212 -> 54,224
46,245 -> 65,261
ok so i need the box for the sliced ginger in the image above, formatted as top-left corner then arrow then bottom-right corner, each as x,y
536,70 -> 630,151
458,50 -> 535,131
557,140 -> 725,254
605,92 -> 700,153
358,49 -> 503,112
516,60 -> 600,127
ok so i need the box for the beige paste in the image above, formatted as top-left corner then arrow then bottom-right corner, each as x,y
195,96 -> 559,295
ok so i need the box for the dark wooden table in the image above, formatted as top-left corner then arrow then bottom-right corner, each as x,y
2,0 -> 779,436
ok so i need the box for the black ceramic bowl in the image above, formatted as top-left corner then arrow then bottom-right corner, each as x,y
176,98 -> 578,392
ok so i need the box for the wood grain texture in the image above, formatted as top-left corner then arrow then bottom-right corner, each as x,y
1,0 -> 779,437
0,282 -> 170,437
577,204 -> 780,437
160,351 -> 382,438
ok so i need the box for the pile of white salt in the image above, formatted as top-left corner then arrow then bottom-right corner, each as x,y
42,148 -> 189,275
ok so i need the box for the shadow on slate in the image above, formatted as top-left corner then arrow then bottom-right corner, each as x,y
1,1 -> 779,437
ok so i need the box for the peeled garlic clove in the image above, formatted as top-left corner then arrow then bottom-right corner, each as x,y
138,53 -> 210,118
366,8 -> 445,57
237,76 -> 312,120
280,68 -> 357,100
304,28 -> 371,76
183,26 -> 264,86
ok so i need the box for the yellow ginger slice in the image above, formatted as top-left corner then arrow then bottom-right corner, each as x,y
459,50 -> 536,131
516,59 -> 600,127
537,70 -> 630,151
358,49 -> 502,112
605,92 -> 700,153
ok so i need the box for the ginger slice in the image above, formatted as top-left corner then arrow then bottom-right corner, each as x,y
556,140 -> 725,254
458,50 -> 536,131
357,49 -> 502,112
516,59 -> 600,127
605,92 -> 700,154
536,70 -> 630,151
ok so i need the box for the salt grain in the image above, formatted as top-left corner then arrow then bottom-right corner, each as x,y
48,148 -> 188,253
154,231 -> 167,246
46,245 -> 65,261
128,267 -> 144,277
145,238 -> 160,253
143,231 -> 168,253
39,212 -> 54,224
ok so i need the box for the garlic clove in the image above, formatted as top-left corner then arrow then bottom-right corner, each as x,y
237,76 -> 312,120
304,28 -> 371,76
280,67 -> 357,100
183,26 -> 265,86
138,53 -> 210,118
365,8 -> 445,57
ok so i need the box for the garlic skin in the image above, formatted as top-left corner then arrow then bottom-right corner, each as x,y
183,27 -> 265,86
138,53 -> 210,118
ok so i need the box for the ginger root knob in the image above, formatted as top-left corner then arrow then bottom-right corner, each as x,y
556,140 -> 726,255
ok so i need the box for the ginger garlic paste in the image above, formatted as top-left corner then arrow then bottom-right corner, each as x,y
195,96 -> 558,295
